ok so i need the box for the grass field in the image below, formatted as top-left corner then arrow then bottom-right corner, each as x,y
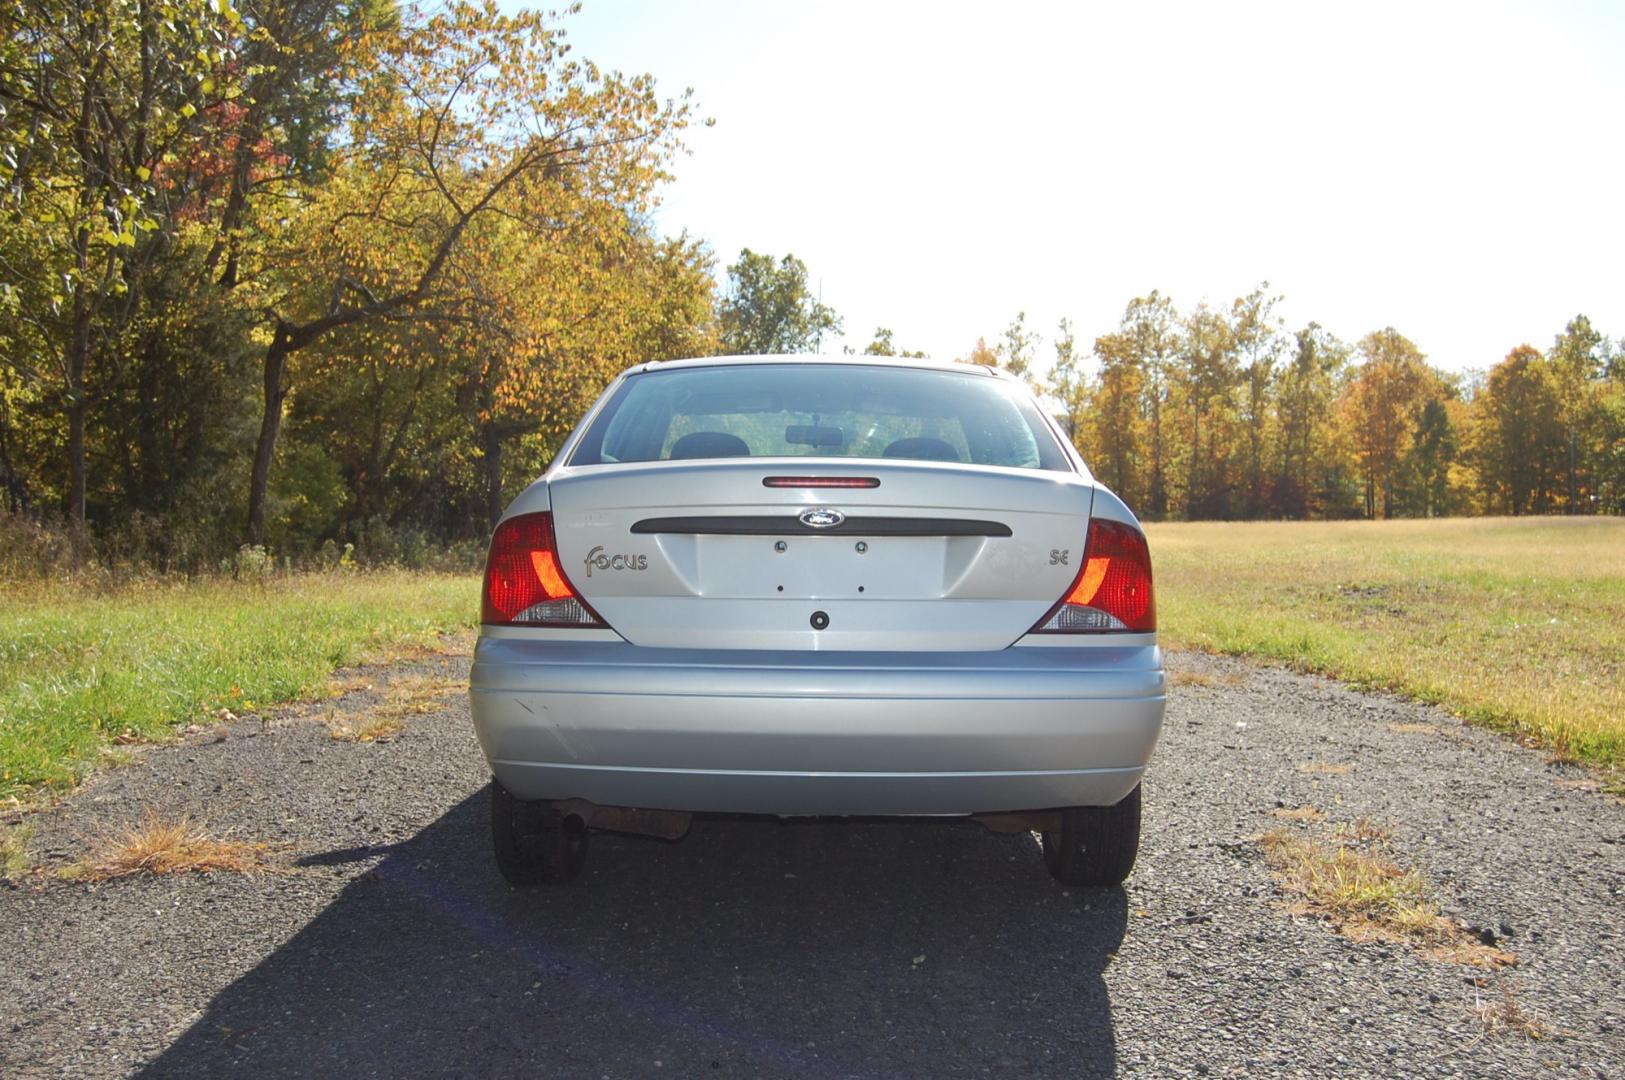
1149,517 -> 1625,772
2,517 -> 1620,805
0,572 -> 480,802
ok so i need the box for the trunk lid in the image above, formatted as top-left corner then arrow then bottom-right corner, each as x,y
545,459 -> 1094,651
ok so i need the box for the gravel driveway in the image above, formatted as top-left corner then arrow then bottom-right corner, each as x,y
3,649 -> 1621,1079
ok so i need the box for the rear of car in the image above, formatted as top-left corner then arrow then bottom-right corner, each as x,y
470,356 -> 1164,886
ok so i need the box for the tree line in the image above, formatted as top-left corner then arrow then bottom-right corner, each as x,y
1,2 -> 1619,576
1022,290 -> 1622,521
0,0 -> 722,571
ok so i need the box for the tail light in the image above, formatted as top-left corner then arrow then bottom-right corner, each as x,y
1030,518 -> 1155,633
482,512 -> 607,627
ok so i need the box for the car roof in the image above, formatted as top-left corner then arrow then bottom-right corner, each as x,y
621,353 -> 1008,380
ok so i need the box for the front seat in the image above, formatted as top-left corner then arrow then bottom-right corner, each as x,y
669,431 -> 751,459
882,436 -> 959,462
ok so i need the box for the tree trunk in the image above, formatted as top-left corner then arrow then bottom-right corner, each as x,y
1568,430 -> 1578,514
1187,405 -> 1201,519
66,231 -> 92,556
245,330 -> 293,546
1148,391 -> 1165,518
482,423 -> 504,530
66,389 -> 87,531
0,395 -> 26,513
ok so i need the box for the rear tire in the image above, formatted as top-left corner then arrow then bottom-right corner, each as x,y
1040,783 -> 1142,887
490,779 -> 588,885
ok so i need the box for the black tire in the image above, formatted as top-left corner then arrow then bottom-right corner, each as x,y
1040,783 -> 1142,887
490,779 -> 588,885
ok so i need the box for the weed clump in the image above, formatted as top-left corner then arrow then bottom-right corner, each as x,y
1258,819 -> 1515,967
69,812 -> 278,881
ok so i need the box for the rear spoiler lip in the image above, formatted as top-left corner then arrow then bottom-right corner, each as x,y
629,515 -> 1013,538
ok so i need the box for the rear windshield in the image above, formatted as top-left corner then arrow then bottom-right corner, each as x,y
569,363 -> 1071,471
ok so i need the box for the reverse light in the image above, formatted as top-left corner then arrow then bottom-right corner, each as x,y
482,512 -> 607,627
1031,518 -> 1156,633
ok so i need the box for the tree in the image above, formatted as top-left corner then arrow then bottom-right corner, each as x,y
1047,318 -> 1084,441
1088,328 -> 1145,507
858,327 -> 924,358
1274,324 -> 1349,517
1230,284 -> 1284,517
1339,329 -> 1432,519
1180,302 -> 1238,518
457,217 -> 716,528
1121,292 -> 1180,519
0,0 -> 245,542
199,0 -> 395,291
960,337 -> 999,367
1405,396 -> 1457,517
860,328 -> 897,356
998,311 -> 1039,385
716,249 -> 840,355
1547,315 -> 1609,512
1471,345 -> 1563,515
241,0 -> 694,543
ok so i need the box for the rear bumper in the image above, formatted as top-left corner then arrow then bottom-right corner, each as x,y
469,636 -> 1165,816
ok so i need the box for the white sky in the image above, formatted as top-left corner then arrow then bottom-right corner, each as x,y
554,0 -> 1625,375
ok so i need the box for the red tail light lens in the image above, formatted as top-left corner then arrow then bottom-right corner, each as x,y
482,512 -> 607,627
1030,519 -> 1155,633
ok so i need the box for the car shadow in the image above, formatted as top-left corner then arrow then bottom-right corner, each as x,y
141,793 -> 1127,1078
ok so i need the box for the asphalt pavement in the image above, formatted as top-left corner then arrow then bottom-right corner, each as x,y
2,649 -> 1621,1078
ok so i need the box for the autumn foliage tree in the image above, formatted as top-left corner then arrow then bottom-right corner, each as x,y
1044,288 -> 1625,524
241,0 -> 695,543
0,0 -> 247,544
1,3 -> 1621,572
1338,329 -> 1434,519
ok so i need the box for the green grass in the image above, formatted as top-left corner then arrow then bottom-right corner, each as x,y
5,518 -> 1620,803
1148,517 -> 1625,770
0,571 -> 479,801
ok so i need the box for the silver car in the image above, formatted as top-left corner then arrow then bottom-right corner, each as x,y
470,356 -> 1164,886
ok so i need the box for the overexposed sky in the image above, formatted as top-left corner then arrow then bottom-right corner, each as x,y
555,0 -> 1625,374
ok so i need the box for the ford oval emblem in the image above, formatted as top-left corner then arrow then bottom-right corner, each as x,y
799,507 -> 846,529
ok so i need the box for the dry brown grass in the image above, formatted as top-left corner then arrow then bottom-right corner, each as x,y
374,673 -> 464,719
1331,816 -> 1390,844
324,673 -> 374,698
1169,670 -> 1249,689
1258,823 -> 1516,968
1297,761 -> 1354,775
1150,518 -> 1625,769
67,811 -> 279,881
324,672 -> 461,742
328,714 -> 404,743
1,822 -> 34,879
1473,983 -> 1561,1040
364,629 -> 476,665
1268,805 -> 1324,822
1387,722 -> 1439,735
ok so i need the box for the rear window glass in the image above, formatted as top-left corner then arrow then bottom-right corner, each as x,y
570,364 -> 1071,471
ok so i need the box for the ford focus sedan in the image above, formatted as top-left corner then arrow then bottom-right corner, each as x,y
470,355 -> 1164,887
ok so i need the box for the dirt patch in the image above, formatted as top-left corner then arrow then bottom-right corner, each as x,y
1297,761 -> 1354,775
1169,671 -> 1249,689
